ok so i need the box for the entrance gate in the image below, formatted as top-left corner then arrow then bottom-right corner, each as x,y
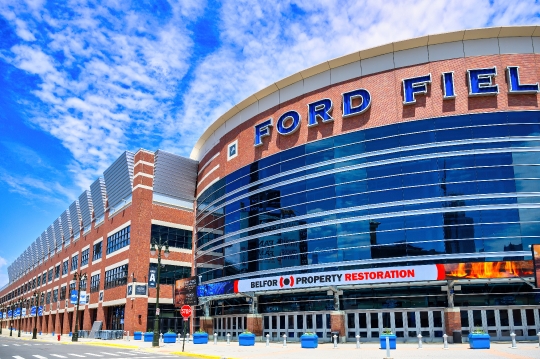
262,312 -> 332,341
213,315 -> 247,339
345,308 -> 444,342
461,306 -> 540,341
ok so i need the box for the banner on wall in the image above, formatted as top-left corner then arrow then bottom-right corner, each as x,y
174,276 -> 198,306
197,260 -> 534,297
30,306 -> 36,316
38,306 -> 43,316
148,267 -> 157,288
532,244 -> 540,289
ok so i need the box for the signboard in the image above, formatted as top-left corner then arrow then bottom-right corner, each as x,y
22,308 -> 26,317
30,306 -> 36,316
148,267 -> 157,288
70,290 -> 78,304
180,305 -> 192,318
79,291 -> 87,305
135,284 -> 147,295
8,310 -> 12,318
197,260 -> 534,297
127,285 -> 133,296
0,312 -> 2,319
14,308 -> 20,317
532,244 -> 540,289
38,306 -> 43,317
175,276 -> 198,306
99,291 -> 104,302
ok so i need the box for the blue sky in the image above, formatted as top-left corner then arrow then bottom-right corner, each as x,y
0,0 -> 539,287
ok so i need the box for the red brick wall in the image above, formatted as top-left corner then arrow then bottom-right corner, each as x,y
197,53 -> 540,196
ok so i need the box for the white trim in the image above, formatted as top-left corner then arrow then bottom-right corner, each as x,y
81,244 -> 90,252
107,221 -> 131,237
147,298 -> 173,304
102,298 -> 126,306
149,258 -> 191,267
150,220 -> 192,231
133,184 -> 153,191
93,237 -> 104,244
197,164 -> 219,187
92,258 -> 102,265
80,264 -> 88,271
198,152 -> 220,175
71,252 -> 79,258
105,245 -> 130,259
134,160 -> 154,167
91,269 -> 101,276
105,258 -> 129,272
134,172 -> 154,179
168,247 -> 192,255
88,303 -> 99,309
197,177 -> 220,198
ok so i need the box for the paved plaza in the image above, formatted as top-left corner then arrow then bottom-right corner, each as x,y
1,331 -> 539,359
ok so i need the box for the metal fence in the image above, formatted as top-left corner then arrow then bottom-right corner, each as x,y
92,330 -> 124,340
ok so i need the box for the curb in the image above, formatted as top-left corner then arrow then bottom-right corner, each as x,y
82,342 -> 140,349
170,351 -> 240,359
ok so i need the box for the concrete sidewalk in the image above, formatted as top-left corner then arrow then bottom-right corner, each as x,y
1,331 -> 539,359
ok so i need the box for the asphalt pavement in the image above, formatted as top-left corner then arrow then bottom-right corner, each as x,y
0,336 -> 182,359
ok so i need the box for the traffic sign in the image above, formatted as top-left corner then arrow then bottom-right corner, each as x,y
180,305 -> 192,318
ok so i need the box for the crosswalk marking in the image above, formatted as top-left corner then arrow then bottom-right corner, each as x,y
114,353 -> 136,356
83,354 -> 102,357
67,355 -> 85,358
99,353 -> 119,357
50,355 -> 67,358
13,356 -> 25,359
33,355 -> 47,359
13,344 -> 20,346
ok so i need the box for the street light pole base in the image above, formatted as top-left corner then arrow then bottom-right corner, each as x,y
32,328 -> 37,339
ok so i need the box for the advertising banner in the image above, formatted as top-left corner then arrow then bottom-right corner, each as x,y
70,290 -> 78,304
22,308 -> 26,317
8,310 -> 12,318
175,276 -> 198,306
532,244 -> 540,289
30,306 -> 36,316
148,267 -> 157,288
79,291 -> 87,305
38,306 -> 43,316
14,308 -> 20,317
197,260 -> 534,297
0,312 -> 2,319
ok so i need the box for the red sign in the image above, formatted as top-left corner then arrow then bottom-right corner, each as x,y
180,305 -> 192,318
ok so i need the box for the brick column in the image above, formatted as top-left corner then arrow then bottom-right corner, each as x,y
246,314 -> 263,338
83,306 -> 92,331
330,311 -> 346,343
124,298 -> 148,334
200,317 -> 214,336
444,307 -> 461,344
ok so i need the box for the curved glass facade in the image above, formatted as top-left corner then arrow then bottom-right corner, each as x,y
196,111 -> 540,282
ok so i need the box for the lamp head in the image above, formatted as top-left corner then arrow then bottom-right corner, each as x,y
164,245 -> 170,258
150,242 -> 156,256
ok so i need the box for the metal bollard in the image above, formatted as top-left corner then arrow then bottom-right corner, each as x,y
187,333 -> 190,343
214,334 -> 217,345
333,334 -> 338,348
226,333 -> 230,345
443,334 -> 448,349
510,332 -> 517,349
537,332 -> 540,348
266,333 -> 270,347
283,334 -> 287,347
385,336 -> 390,358
160,333 -> 163,342
356,334 -> 360,349
417,333 -> 423,349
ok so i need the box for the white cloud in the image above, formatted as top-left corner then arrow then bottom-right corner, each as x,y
0,256 -> 7,288
178,0 -> 540,154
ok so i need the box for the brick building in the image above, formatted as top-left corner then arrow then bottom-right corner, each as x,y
2,26 -> 540,342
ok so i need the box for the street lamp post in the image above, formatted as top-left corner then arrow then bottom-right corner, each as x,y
0,303 -> 3,335
150,236 -> 169,348
72,271 -> 87,342
32,291 -> 43,339
9,301 -> 13,337
18,298 -> 24,337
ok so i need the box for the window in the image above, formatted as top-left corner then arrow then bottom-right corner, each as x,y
53,289 -> 58,303
81,249 -> 89,267
80,279 -> 87,291
71,255 -> 79,272
90,274 -> 100,293
69,283 -> 76,292
106,226 -> 130,254
104,264 -> 128,289
60,287 -> 66,301
151,225 -> 192,250
62,261 -> 68,275
46,292 -> 51,304
41,273 -> 46,285
47,269 -> 53,283
37,275 -> 41,287
55,265 -> 60,279
93,242 -> 102,261
148,264 -> 191,285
